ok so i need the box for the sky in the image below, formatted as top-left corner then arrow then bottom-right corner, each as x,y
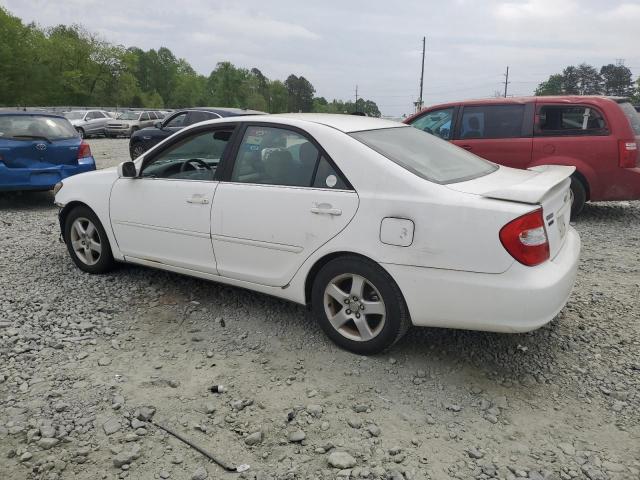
4,0 -> 640,117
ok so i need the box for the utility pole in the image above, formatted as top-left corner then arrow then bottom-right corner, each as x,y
418,36 -> 425,112
503,66 -> 510,98
355,85 -> 358,107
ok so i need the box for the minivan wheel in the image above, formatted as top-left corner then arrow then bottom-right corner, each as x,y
570,176 -> 587,218
311,256 -> 411,355
64,206 -> 115,274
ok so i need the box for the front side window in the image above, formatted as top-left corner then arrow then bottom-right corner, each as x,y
141,129 -> 234,180
140,112 -> 150,121
410,108 -> 454,140
350,126 -> 497,184
186,111 -> 219,125
0,115 -> 78,141
165,112 -> 187,128
459,105 -> 525,139
230,126 -> 321,187
537,105 -> 607,135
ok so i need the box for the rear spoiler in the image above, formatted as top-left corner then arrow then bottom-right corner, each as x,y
482,165 -> 575,204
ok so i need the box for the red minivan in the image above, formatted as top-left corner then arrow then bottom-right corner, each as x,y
405,96 -> 640,216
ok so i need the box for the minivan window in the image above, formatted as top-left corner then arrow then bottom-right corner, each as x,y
619,102 -> 640,136
350,126 -> 498,184
537,105 -> 607,135
410,108 -> 454,140
459,105 -> 525,139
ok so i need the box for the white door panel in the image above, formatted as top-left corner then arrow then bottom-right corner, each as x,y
211,183 -> 358,286
110,178 -> 218,273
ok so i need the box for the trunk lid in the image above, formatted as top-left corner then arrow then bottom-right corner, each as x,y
0,138 -> 81,168
447,165 -> 574,260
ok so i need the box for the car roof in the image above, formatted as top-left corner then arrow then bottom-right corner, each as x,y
185,107 -> 267,116
221,113 -> 405,133
421,95 -> 630,109
0,110 -> 65,119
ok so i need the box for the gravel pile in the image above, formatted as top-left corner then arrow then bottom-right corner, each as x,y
0,139 -> 638,479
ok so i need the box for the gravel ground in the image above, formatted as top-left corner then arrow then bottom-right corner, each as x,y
1,138 -> 638,480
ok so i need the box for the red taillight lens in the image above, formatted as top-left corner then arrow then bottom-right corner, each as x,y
77,141 -> 92,159
499,209 -> 550,267
618,139 -> 638,168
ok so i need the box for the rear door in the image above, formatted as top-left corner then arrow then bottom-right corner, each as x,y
452,103 -> 534,170
210,123 -> 359,287
532,102 -> 617,199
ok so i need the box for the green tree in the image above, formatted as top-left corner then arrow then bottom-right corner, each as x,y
535,74 -> 564,96
600,64 -> 634,96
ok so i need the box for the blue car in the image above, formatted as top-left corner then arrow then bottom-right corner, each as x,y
0,111 -> 96,191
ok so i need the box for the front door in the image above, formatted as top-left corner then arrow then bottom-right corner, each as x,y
110,126 -> 235,274
211,124 -> 359,287
452,103 -> 534,170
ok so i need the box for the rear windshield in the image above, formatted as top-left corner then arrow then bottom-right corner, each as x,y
350,126 -> 498,184
619,102 -> 640,136
0,115 -> 78,141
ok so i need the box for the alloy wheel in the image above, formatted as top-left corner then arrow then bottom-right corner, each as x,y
323,273 -> 386,342
70,217 -> 102,266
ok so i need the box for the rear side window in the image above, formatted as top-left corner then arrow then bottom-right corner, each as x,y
459,105 -> 525,139
619,102 -> 640,135
312,156 -> 348,189
537,105 -> 607,136
351,126 -> 498,184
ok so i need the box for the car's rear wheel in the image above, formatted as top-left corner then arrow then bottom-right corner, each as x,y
64,206 -> 115,274
76,127 -> 85,139
570,175 -> 587,219
311,256 -> 411,355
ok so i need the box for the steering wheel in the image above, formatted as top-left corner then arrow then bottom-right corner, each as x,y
180,158 -> 211,172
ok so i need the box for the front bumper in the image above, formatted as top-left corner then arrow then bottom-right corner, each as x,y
0,159 -> 96,191
383,227 -> 581,333
106,126 -> 133,136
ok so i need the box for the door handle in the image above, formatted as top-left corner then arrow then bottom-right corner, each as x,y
460,145 -> 473,150
186,195 -> 209,205
311,203 -> 342,216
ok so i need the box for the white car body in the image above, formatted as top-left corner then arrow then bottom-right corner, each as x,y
55,114 -> 580,337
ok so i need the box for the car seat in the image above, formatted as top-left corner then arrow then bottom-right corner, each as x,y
462,116 -> 482,139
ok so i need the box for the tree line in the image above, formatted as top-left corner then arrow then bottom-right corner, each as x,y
535,62 -> 640,101
0,7 -> 381,116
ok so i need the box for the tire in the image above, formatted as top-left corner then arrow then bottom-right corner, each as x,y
311,256 -> 411,355
76,128 -> 85,139
570,175 -> 587,219
129,126 -> 139,138
130,142 -> 147,159
64,206 -> 115,274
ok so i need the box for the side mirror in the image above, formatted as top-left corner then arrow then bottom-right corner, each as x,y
117,161 -> 137,178
154,121 -> 163,129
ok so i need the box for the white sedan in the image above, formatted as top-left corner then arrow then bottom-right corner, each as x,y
54,114 -> 580,354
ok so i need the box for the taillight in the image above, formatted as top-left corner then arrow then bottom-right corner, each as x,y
77,141 -> 92,159
499,209 -> 550,267
618,139 -> 638,168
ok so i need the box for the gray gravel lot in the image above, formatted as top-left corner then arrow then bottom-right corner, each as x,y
1,138 -> 639,480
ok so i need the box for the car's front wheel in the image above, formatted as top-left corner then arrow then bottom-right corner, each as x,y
311,256 -> 411,355
130,142 -> 147,159
76,127 -> 85,139
64,206 -> 115,274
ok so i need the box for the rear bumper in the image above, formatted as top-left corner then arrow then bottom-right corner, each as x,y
0,158 -> 96,191
383,227 -> 581,333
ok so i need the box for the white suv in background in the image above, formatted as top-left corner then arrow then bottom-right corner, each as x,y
63,110 -> 111,138
105,111 -> 162,138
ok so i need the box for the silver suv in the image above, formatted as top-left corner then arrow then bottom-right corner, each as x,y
63,110 -> 111,138
105,111 -> 163,138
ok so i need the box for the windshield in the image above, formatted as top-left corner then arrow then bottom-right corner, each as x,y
0,115 -> 78,141
619,102 -> 640,136
119,112 -> 141,120
64,111 -> 85,120
350,126 -> 498,184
